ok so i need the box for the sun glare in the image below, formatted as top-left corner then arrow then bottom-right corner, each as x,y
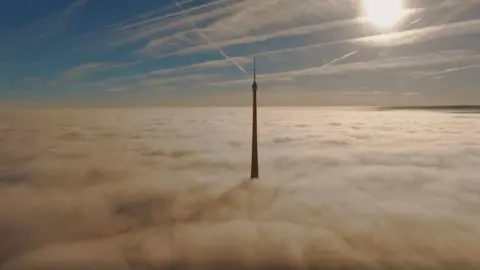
362,0 -> 405,29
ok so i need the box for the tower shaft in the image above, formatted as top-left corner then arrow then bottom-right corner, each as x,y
251,58 -> 259,179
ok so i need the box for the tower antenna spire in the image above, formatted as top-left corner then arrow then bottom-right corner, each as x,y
251,57 -> 259,179
254,57 -> 256,82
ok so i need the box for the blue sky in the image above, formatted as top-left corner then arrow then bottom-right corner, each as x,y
0,0 -> 480,107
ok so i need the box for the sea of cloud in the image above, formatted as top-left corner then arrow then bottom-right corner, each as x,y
0,107 -> 479,270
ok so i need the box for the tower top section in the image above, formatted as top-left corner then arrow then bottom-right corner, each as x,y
252,57 -> 258,91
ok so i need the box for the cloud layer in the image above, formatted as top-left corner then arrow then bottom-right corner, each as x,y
1,107 -> 480,269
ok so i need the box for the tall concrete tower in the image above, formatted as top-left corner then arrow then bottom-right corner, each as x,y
251,58 -> 259,179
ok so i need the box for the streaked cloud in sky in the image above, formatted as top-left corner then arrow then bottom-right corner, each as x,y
0,0 -> 479,106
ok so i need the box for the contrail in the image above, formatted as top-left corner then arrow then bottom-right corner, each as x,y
402,0 -> 479,42
173,0 -> 247,75
322,50 -> 357,68
414,64 -> 480,79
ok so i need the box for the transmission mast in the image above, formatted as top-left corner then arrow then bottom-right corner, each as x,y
251,58 -> 259,179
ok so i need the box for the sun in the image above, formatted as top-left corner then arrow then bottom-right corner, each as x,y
362,0 -> 405,29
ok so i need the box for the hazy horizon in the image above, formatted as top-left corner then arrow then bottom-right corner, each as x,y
4,104 -> 480,111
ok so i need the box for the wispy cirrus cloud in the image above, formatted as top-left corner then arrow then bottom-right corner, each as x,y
79,0 -> 235,50
156,16 -> 480,60
356,18 -> 480,47
46,61 -> 140,88
62,0 -> 89,15
137,0 -> 475,58
78,0 -> 358,55
140,74 -> 222,87
207,50 -> 480,87
69,57 -> 250,92
144,17 -> 363,56
150,57 -> 252,76
106,0 -> 198,31
64,0 -> 480,98
70,45 -> 480,96
2,0 -> 480,105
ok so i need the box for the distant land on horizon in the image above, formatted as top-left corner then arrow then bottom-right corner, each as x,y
379,105 -> 480,112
